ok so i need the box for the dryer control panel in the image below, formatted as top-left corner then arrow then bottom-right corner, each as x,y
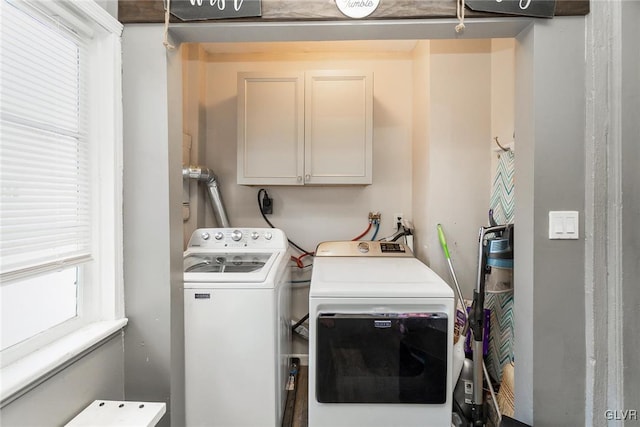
187,228 -> 287,250
315,240 -> 414,257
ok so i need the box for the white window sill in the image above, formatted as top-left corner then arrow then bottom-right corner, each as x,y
0,318 -> 128,406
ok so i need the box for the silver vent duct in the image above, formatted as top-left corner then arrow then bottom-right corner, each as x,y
183,166 -> 231,228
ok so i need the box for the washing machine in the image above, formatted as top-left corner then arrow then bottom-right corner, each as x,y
184,228 -> 291,427
309,241 -> 455,427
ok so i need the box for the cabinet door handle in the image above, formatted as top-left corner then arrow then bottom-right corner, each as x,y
297,176 -> 303,182
305,174 -> 311,181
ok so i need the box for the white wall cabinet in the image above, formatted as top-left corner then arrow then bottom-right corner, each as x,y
237,70 -> 373,185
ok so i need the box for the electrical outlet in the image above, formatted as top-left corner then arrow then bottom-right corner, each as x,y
261,192 -> 273,215
393,213 -> 404,231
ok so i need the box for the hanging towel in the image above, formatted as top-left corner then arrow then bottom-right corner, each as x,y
486,149 -> 515,384
485,291 -> 515,382
489,150 -> 515,225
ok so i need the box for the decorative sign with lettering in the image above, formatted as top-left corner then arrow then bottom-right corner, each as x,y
165,0 -> 261,21
466,0 -> 556,18
335,0 -> 380,19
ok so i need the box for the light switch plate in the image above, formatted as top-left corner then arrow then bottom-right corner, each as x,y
549,211 -> 579,239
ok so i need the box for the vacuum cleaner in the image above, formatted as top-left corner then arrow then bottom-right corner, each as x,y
438,223 -> 527,427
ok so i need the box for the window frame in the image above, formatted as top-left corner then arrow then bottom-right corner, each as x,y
0,0 -> 126,403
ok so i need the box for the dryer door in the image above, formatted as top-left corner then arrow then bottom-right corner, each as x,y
316,312 -> 448,404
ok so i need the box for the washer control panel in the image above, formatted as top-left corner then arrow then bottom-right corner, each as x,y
315,240 -> 414,257
187,228 -> 285,250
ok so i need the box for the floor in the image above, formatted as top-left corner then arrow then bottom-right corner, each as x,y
281,363 -> 527,427
282,361 -> 308,427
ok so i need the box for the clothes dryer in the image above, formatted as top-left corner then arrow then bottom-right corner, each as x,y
309,241 -> 454,427
184,228 -> 291,427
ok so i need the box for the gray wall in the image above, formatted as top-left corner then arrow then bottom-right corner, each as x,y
0,335 -> 124,426
122,25 -> 185,427
4,9 -> 634,427
94,0 -> 117,19
514,18 -> 587,425
584,1 -> 639,422
0,2 -> 125,424
118,15 -> 636,427
621,0 -> 640,414
513,23 -> 534,423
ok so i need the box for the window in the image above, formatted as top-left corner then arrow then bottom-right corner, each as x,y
0,0 -> 124,373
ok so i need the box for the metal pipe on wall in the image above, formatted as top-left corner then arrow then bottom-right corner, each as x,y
182,166 -> 231,228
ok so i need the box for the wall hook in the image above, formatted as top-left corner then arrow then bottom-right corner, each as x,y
494,136 -> 511,152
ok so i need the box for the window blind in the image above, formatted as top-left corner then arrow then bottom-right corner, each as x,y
1,0 -> 92,283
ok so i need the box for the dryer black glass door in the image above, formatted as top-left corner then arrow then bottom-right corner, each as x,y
316,313 -> 448,404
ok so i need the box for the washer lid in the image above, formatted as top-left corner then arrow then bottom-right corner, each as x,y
183,251 -> 281,283
309,257 -> 454,299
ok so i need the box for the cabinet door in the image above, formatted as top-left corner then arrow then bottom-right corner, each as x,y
304,70 -> 373,185
237,72 -> 305,185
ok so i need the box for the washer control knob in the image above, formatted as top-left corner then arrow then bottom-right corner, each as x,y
231,229 -> 243,241
251,231 -> 259,240
264,231 -> 273,240
201,232 -> 210,240
214,231 -> 224,240
357,242 -> 370,253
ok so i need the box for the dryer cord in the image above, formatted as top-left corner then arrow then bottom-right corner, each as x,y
291,313 -> 310,332
257,188 -> 312,256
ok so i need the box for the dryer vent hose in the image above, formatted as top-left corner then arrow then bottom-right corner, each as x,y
183,166 -> 230,228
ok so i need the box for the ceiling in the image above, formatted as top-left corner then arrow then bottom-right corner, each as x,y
201,40 -> 419,54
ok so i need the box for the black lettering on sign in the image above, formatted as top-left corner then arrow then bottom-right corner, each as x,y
466,0 -> 556,18
165,0 -> 261,21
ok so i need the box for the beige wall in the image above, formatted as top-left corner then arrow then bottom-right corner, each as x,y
183,40 -> 510,352
411,40 -> 431,269
491,39 -> 516,151
420,39 -> 493,297
202,51 -> 414,354
203,53 -> 414,246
